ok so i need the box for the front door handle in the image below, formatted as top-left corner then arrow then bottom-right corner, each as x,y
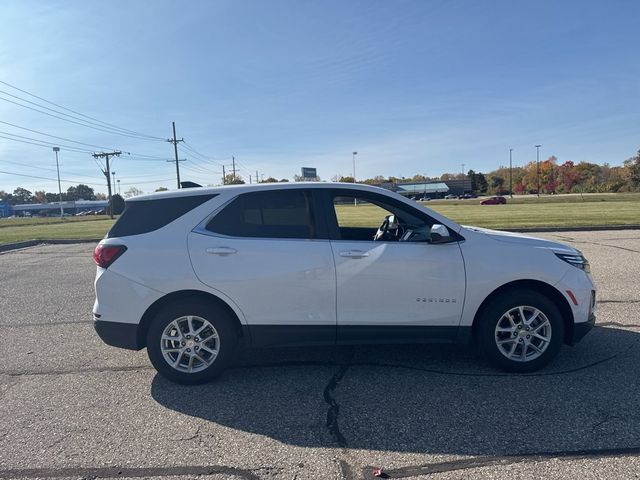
339,250 -> 369,259
206,247 -> 237,256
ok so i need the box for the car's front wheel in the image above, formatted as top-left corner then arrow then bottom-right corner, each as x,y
477,290 -> 564,373
146,299 -> 237,384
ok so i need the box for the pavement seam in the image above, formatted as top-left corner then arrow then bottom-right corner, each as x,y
0,464 -> 274,480
361,446 -> 640,478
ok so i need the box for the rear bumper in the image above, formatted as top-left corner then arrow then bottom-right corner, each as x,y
94,320 -> 141,350
570,313 -> 596,345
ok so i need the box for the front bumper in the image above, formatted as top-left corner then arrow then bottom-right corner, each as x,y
570,312 -> 596,345
94,320 -> 141,350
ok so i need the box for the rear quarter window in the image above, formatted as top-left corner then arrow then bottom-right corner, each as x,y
107,194 -> 217,238
205,190 -> 314,239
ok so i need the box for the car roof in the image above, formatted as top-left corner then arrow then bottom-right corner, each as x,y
128,182 -> 391,202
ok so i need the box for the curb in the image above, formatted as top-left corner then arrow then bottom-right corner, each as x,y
0,238 -> 101,253
506,225 -> 640,233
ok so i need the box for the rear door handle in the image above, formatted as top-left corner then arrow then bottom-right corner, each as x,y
339,250 -> 369,259
206,247 -> 237,256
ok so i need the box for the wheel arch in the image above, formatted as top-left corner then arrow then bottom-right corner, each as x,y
136,289 -> 246,348
471,279 -> 574,344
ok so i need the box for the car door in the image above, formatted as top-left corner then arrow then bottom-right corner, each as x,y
188,188 -> 336,347
322,189 -> 466,344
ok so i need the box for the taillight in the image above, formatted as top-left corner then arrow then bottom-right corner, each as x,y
93,244 -> 127,268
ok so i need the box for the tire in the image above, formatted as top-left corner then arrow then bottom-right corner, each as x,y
146,299 -> 238,384
476,290 -> 564,373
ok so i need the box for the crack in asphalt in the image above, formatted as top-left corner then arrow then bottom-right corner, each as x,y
0,464 -> 274,480
323,352 -> 354,449
362,446 -> 640,478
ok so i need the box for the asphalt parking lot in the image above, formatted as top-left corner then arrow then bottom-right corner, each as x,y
0,230 -> 639,480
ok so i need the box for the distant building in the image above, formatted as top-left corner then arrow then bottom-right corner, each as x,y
11,199 -> 108,216
441,178 -> 473,196
0,201 -> 10,217
392,182 -> 450,199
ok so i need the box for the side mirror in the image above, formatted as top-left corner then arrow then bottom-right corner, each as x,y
430,224 -> 452,243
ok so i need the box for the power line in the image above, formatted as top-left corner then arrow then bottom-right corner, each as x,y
0,94 -> 163,142
0,169 -> 104,186
118,178 -> 175,186
0,120 -> 117,151
0,159 -> 102,180
180,141 -> 228,167
0,80 -> 164,140
0,133 -> 94,154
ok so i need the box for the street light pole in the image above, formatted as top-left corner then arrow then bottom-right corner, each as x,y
535,145 -> 542,197
111,171 -> 116,195
52,147 -> 63,218
352,151 -> 358,183
117,179 -> 121,195
509,148 -> 513,198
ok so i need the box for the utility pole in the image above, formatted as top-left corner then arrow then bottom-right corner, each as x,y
52,147 -> 64,218
249,175 -> 252,184
232,156 -> 237,182
93,151 -> 122,219
167,122 -> 184,189
256,170 -> 259,183
352,151 -> 358,182
222,165 -> 226,185
535,144 -> 542,197
461,163 -> 466,176
509,148 -> 513,198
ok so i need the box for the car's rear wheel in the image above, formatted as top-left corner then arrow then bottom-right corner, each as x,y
146,299 -> 237,384
477,290 -> 564,373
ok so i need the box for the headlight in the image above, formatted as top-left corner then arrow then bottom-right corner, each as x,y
555,252 -> 590,273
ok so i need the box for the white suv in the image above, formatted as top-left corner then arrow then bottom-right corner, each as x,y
93,183 -> 596,384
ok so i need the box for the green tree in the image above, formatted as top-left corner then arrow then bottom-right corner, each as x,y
224,173 -> 245,184
338,176 -> 355,183
110,194 -> 125,215
124,187 -> 144,198
624,149 -> 640,190
67,184 -> 95,201
12,187 -> 33,204
490,176 -> 505,194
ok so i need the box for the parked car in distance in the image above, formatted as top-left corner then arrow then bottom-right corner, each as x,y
481,196 -> 507,205
444,194 -> 457,199
93,183 -> 595,384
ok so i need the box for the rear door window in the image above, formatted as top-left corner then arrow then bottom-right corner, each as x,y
206,190 -> 315,239
107,194 -> 217,238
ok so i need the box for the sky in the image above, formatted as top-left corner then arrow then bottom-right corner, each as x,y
1,0 -> 639,195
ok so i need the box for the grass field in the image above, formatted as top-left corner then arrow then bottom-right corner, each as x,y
0,219 -> 114,245
0,193 -> 638,245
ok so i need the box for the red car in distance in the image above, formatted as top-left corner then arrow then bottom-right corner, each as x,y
480,196 -> 507,205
